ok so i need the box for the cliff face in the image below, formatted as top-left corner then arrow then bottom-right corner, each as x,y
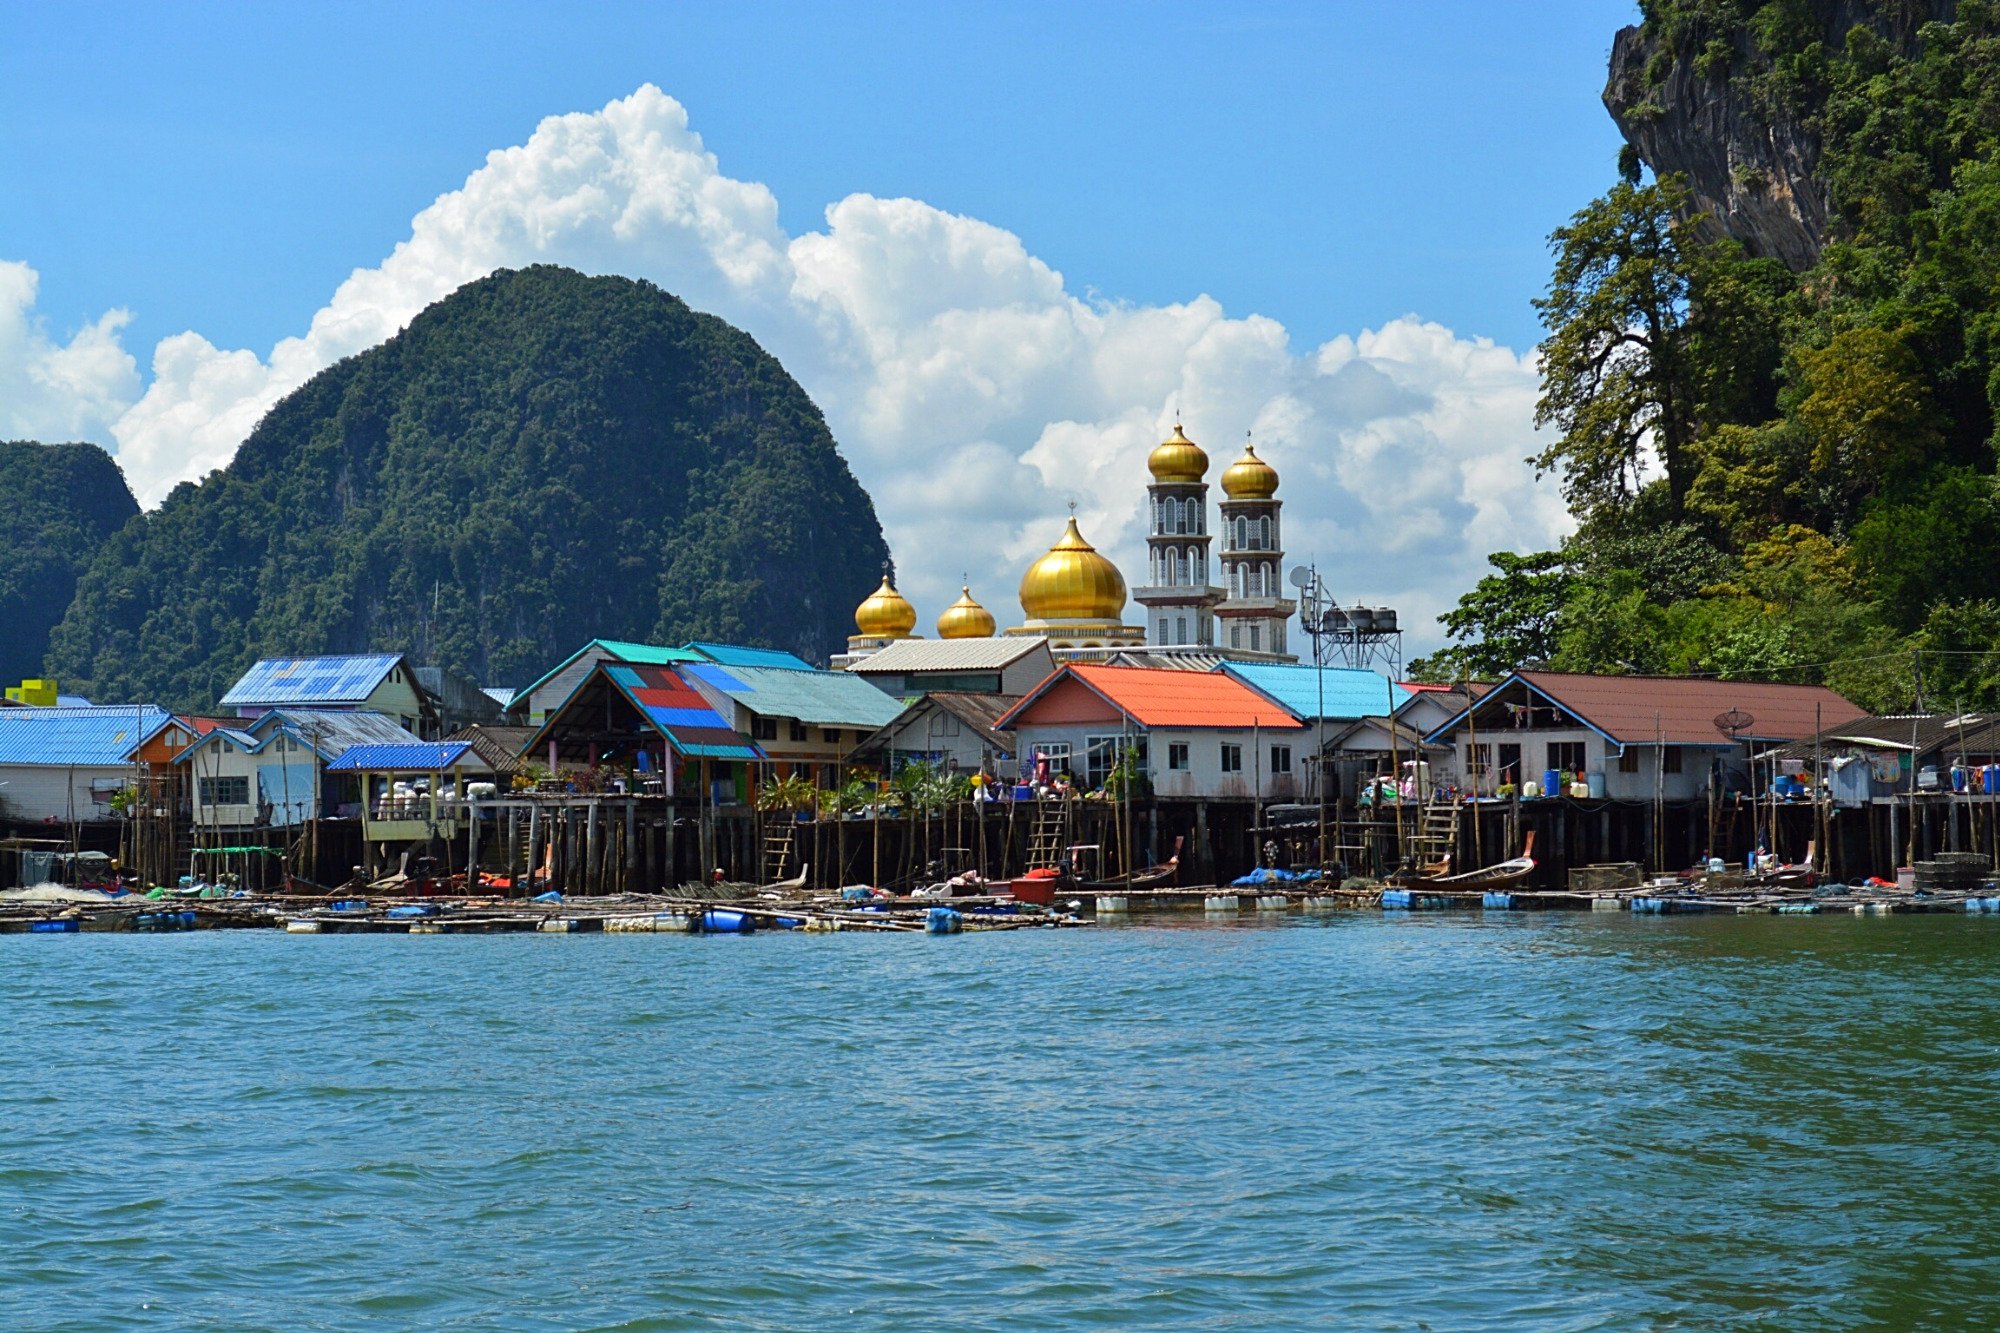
1604,0 -> 1957,270
0,441 -> 139,687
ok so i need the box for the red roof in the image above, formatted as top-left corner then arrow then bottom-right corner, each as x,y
1000,664 -> 1305,730
1465,672 -> 1866,746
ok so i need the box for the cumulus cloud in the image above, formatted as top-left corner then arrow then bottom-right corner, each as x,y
9,84 -> 1571,651
0,261 -> 139,445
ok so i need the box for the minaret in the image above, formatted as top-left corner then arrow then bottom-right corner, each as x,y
1133,422 -> 1223,647
1214,435 -> 1297,660
832,563 -> 919,668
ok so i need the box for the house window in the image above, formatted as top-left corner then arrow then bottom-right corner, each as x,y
198,776 -> 249,807
1498,743 -> 1521,784
1028,742 -> 1070,778
1229,621 -> 1242,649
937,713 -> 960,737
1663,748 -> 1683,774
822,728 -> 843,745
1159,618 -> 1170,642
1221,742 -> 1243,773
752,717 -> 778,741
1175,616 -> 1189,643
1618,749 -> 1640,773
1248,624 -> 1261,652
1547,741 -> 1587,777
788,719 -> 808,743
1167,742 -> 1189,771
1465,743 -> 1491,779
1271,744 -> 1292,774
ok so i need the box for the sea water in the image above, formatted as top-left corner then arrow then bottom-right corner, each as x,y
5,913 -> 1999,1330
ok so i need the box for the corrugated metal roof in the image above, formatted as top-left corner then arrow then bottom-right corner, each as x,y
1433,671 -> 1867,747
847,638 -> 1050,673
857,693 -> 1021,756
683,663 -> 906,729
687,641 -> 817,671
601,664 -> 765,759
220,654 -> 404,706
1222,663 -> 1409,721
0,706 -> 171,766
1000,665 -> 1305,731
325,742 -> 480,773
254,709 -> 425,757
595,639 -> 706,665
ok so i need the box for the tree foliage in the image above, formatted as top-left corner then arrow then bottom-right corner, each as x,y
45,266 -> 890,708
1436,1 -> 2000,711
0,441 -> 138,687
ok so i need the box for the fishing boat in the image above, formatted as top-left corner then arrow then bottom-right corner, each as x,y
1071,837 -> 1183,892
1392,833 -> 1536,892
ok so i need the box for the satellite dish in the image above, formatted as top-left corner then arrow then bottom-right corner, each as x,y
1715,708 -> 1754,738
1288,565 -> 1315,590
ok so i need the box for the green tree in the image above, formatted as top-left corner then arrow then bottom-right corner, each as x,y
1533,178 -> 1705,517
1413,550 -> 1573,680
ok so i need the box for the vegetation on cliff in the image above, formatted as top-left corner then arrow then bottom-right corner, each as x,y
0,442 -> 138,688
47,266 -> 889,709
1419,1 -> 2000,711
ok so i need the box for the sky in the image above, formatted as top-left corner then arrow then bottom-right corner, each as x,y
0,0 -> 1638,654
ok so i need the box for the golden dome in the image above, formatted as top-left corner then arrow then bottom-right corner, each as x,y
937,586 -> 997,639
1019,517 -> 1127,622
854,573 -> 917,638
1148,423 -> 1209,484
1221,440 -> 1279,499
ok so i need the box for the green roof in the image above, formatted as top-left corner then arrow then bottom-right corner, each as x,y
682,663 -> 905,729
592,639 -> 706,665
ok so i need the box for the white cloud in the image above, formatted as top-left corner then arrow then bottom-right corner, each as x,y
7,83 -> 1571,652
0,261 -> 139,445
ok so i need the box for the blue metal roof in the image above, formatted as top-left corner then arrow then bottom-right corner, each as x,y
220,654 -> 404,706
1221,663 -> 1410,722
682,663 -> 905,729
176,709 -> 424,764
686,641 -> 816,672
0,706 -> 171,766
325,741 -> 478,773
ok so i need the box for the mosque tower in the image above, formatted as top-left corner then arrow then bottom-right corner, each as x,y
1213,437 -> 1297,659
1133,422 -> 1224,647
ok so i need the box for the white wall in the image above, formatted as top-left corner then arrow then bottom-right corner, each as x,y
1009,722 -> 1304,800
0,764 -> 127,823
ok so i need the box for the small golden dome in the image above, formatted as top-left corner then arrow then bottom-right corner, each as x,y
855,573 -> 917,638
1020,517 -> 1127,622
1148,423 -> 1209,484
1221,440 -> 1279,499
937,586 -> 997,639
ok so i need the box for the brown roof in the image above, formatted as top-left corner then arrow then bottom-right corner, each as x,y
855,693 -> 1021,757
447,723 -> 536,775
1454,671 -> 1866,747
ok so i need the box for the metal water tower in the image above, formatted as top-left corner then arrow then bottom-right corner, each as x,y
1290,566 -> 1403,674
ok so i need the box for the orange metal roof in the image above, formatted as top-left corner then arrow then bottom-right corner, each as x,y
1003,664 -> 1305,730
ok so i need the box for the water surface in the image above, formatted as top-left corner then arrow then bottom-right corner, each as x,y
4,913 -> 1997,1330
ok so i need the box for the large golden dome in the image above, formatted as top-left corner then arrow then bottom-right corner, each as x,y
1020,517 -> 1127,622
1148,423 -> 1208,484
937,586 -> 997,639
854,573 -> 917,638
1221,440 -> 1279,499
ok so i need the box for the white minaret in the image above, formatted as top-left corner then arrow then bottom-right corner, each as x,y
1214,435 -> 1296,660
1133,422 -> 1223,647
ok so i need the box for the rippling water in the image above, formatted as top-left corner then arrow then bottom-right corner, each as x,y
5,913 -> 1999,1330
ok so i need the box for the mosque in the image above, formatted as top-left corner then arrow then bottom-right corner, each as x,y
837,424 -> 1298,666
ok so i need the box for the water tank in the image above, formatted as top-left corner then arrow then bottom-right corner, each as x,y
1374,608 -> 1399,634
1319,607 -> 1350,635
1347,607 -> 1378,634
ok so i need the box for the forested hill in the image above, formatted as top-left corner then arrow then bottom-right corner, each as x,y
47,266 -> 889,709
0,441 -> 139,687
1418,1 -> 2000,712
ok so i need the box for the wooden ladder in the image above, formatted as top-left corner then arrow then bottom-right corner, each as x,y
1409,796 -> 1461,875
1027,799 -> 1069,871
761,823 -> 796,883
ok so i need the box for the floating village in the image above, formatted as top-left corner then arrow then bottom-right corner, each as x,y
7,424 -> 2000,937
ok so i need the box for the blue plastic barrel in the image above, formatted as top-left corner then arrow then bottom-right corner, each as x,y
29,919 -> 79,933
1380,889 -> 1413,909
926,907 -> 963,935
697,908 -> 757,934
1482,892 -> 1514,910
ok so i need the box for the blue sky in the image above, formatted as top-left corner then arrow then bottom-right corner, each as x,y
4,0 -> 1634,361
